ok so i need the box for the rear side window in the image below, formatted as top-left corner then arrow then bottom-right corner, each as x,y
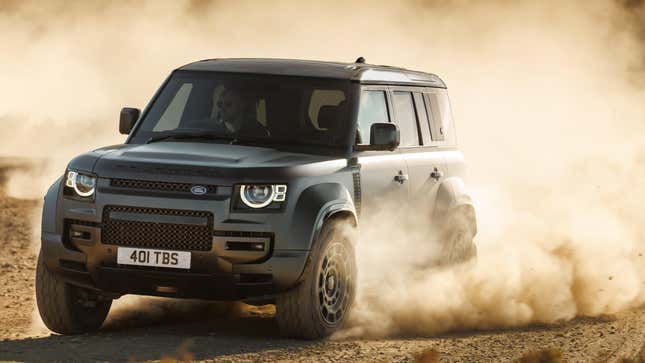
392,91 -> 420,146
424,92 -> 454,142
356,90 -> 389,145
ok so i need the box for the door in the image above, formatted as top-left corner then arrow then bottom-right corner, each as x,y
355,88 -> 409,216
390,90 -> 446,214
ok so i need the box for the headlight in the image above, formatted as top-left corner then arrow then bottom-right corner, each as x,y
65,170 -> 97,198
239,184 -> 287,209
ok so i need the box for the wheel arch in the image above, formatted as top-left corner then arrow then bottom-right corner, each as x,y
290,182 -> 357,252
42,177 -> 63,235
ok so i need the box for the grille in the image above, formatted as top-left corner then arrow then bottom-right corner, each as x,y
101,206 -> 213,251
110,179 -> 217,194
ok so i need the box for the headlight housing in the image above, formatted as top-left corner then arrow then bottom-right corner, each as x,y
237,184 -> 287,210
64,170 -> 97,200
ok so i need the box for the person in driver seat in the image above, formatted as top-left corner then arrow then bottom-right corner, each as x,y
214,88 -> 268,136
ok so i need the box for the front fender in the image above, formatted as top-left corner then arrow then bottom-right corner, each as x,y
41,177 -> 63,235
289,183 -> 356,251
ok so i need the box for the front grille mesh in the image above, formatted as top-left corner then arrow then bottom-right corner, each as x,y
101,206 -> 213,251
110,179 -> 217,194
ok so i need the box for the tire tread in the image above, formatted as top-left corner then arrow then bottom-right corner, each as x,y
275,220 -> 354,339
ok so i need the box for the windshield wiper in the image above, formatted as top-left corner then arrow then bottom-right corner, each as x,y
146,131 -> 236,144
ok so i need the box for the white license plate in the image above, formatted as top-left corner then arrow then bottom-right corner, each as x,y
117,247 -> 191,269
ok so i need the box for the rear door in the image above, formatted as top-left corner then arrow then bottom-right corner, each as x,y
355,87 -> 409,215
390,89 -> 447,213
424,89 -> 465,182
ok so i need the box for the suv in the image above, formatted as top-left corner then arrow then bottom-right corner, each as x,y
36,58 -> 477,339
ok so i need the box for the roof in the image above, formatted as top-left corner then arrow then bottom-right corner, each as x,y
178,58 -> 447,88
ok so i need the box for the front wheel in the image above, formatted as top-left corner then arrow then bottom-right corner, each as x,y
275,219 -> 356,339
35,252 -> 112,334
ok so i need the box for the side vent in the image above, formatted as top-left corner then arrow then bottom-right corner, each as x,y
352,170 -> 362,217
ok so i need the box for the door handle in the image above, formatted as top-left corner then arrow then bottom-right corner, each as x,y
394,170 -> 409,184
430,168 -> 443,180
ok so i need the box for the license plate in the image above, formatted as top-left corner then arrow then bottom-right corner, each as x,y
117,247 -> 191,269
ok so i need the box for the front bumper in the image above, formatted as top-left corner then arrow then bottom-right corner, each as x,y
42,231 -> 309,300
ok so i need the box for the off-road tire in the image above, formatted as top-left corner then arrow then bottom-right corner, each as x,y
275,219 -> 356,339
441,206 -> 477,264
36,252 -> 111,334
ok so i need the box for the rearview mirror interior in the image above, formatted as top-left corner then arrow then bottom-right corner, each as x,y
119,107 -> 140,135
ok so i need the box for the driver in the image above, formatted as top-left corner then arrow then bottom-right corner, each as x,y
214,88 -> 268,136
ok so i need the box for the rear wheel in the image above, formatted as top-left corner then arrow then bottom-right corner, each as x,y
275,219 -> 356,339
35,252 -> 111,334
440,206 -> 477,264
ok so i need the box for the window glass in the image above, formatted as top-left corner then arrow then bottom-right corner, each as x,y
356,90 -> 389,145
153,83 -> 193,131
435,91 -> 454,143
392,91 -> 420,146
425,92 -> 454,142
256,99 -> 267,125
308,90 -> 346,129
423,94 -> 440,141
133,72 -> 352,147
413,93 -> 432,145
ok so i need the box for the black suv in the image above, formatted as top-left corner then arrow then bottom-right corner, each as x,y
36,58 -> 477,339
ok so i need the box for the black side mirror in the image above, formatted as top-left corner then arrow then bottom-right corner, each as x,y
119,107 -> 140,135
368,122 -> 400,151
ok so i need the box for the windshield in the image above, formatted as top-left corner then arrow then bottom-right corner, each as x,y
129,71 -> 355,148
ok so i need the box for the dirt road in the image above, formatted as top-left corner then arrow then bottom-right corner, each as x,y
0,191 -> 643,362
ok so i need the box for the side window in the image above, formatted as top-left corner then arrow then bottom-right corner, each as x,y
153,83 -> 193,131
424,92 -> 454,142
392,91 -> 420,146
356,90 -> 389,145
413,93 -> 432,145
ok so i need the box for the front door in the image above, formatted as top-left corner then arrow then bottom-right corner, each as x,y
354,88 -> 409,216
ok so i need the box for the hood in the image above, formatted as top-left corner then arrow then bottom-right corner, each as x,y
89,141 -> 347,184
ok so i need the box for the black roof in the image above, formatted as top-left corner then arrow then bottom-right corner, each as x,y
178,58 -> 446,88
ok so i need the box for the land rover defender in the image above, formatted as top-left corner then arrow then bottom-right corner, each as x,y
36,58 -> 477,339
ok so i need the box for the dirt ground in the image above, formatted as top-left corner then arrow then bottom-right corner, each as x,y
0,187 -> 643,362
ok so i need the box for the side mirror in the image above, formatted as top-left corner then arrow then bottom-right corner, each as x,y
367,122 -> 400,151
119,107 -> 140,135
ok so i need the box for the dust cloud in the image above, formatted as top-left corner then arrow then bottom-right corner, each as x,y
103,296 -> 270,331
1,0 -> 643,337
